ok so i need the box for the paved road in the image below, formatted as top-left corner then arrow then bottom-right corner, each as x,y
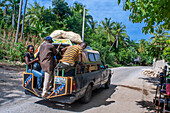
0,66 -> 157,113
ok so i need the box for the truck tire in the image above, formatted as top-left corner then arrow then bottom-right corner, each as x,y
80,85 -> 92,104
105,77 -> 111,89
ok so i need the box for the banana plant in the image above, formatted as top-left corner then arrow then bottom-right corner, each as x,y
30,21 -> 51,43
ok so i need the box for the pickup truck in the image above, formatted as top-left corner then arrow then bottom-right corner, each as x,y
23,39 -> 114,104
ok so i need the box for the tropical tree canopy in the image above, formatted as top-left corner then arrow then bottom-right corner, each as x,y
118,0 -> 170,34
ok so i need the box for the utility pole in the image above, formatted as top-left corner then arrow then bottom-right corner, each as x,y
15,0 -> 23,43
82,6 -> 85,42
21,0 -> 28,40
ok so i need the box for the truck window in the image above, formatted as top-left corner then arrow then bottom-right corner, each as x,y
88,53 -> 95,62
94,54 -> 100,61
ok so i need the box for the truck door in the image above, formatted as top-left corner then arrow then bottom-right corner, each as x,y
100,61 -> 108,84
87,53 -> 101,87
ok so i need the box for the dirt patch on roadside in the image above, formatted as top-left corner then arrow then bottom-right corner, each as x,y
118,85 -> 149,96
0,63 -> 25,72
143,89 -> 149,96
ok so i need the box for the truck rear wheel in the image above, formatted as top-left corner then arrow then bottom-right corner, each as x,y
105,77 -> 111,89
80,85 -> 92,104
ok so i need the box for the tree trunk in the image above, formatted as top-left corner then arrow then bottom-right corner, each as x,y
15,0 -> 23,43
107,32 -> 110,42
12,13 -> 15,28
3,7 -> 7,38
158,47 -> 162,60
11,13 -> 15,38
20,0 -> 28,41
12,5 -> 16,37
109,40 -> 115,51
116,35 -> 119,48
12,4 -> 16,29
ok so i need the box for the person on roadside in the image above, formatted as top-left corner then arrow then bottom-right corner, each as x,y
55,42 -> 87,75
39,36 -> 60,97
24,45 -> 43,90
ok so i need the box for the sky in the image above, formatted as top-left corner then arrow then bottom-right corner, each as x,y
27,0 -> 154,42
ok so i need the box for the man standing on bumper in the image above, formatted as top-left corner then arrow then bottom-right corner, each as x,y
39,36 -> 59,97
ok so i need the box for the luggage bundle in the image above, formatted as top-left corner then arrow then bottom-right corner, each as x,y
50,30 -> 82,44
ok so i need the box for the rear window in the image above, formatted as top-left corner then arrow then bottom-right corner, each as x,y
88,53 -> 95,62
94,54 -> 100,61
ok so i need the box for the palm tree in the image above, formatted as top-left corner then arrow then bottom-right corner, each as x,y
25,2 -> 45,26
8,0 -> 20,28
71,2 -> 91,19
71,2 -> 84,13
20,0 -> 28,40
0,0 -> 8,38
1,0 -> 20,28
15,0 -> 23,43
110,22 -> 129,50
113,22 -> 129,48
101,18 -> 115,42
88,16 -> 97,33
0,0 -> 20,39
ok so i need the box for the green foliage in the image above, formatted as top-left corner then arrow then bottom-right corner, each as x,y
117,46 -> 138,65
14,43 -> 27,62
64,11 -> 83,34
86,27 -> 110,63
0,38 -> 5,59
0,38 -> 26,61
52,0 -> 72,21
30,21 -> 51,38
0,8 -> 3,20
118,0 -> 170,34
149,27 -> 169,59
101,18 -> 115,42
112,22 -> 129,49
163,40 -> 170,62
25,2 -> 45,26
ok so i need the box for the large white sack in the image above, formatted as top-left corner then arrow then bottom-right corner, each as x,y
50,30 -> 82,44
50,30 -> 64,38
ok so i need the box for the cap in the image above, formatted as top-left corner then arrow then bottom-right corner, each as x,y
45,36 -> 53,41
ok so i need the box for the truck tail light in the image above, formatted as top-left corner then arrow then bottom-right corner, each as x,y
72,80 -> 76,92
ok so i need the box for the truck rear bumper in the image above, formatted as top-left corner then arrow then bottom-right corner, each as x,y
49,95 -> 77,104
48,89 -> 86,104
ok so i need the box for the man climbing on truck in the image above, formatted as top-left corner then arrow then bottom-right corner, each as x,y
55,42 -> 87,75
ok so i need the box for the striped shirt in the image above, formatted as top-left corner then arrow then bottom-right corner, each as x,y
60,45 -> 83,65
